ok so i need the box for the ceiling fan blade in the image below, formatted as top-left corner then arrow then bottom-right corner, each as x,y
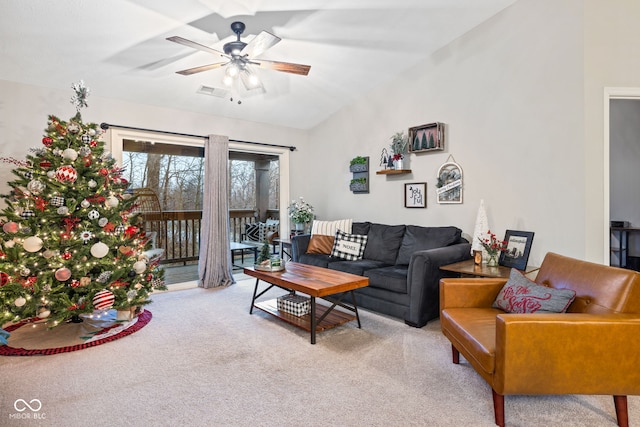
241,31 -> 280,58
255,59 -> 311,76
166,36 -> 227,59
175,62 -> 227,76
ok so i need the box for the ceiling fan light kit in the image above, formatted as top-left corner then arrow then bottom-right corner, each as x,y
167,21 -> 311,100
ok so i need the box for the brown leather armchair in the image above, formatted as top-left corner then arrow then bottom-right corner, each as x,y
440,252 -> 640,426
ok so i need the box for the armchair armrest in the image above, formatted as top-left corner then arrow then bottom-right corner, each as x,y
440,278 -> 507,310
494,313 -> 640,395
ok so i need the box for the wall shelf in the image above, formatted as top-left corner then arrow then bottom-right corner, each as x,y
376,169 -> 411,175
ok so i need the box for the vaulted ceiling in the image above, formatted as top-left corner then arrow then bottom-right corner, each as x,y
0,0 -> 517,130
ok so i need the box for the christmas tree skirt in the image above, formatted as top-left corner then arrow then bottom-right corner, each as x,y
0,309 -> 151,356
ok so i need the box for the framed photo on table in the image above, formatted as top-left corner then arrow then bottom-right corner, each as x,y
404,182 -> 426,208
499,230 -> 534,270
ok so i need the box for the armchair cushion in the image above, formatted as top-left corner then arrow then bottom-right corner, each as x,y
492,269 -> 576,314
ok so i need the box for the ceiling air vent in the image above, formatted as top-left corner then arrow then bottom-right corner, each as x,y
197,85 -> 229,98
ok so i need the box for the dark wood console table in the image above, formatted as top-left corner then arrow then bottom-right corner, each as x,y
440,259 -> 539,279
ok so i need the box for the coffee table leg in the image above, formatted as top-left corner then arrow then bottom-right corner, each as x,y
249,278 -> 260,314
310,296 -> 316,344
350,290 -> 362,328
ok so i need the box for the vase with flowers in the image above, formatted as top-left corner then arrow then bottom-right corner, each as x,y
288,197 -> 314,231
479,230 -> 507,267
390,131 -> 408,170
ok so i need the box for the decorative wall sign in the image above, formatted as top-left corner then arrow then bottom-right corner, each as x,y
404,183 -> 426,208
408,122 -> 445,153
436,155 -> 463,204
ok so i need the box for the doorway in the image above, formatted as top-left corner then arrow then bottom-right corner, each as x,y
606,89 -> 640,270
107,128 -> 291,285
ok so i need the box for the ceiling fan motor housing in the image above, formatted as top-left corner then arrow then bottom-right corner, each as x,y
225,21 -> 248,55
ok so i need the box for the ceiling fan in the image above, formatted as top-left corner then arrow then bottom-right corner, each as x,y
167,21 -> 311,94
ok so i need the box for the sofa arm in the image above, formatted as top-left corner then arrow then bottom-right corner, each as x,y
440,278 -> 507,310
291,234 -> 311,262
494,313 -> 640,395
404,242 -> 472,326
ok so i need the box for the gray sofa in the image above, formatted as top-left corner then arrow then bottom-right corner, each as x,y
291,222 -> 471,327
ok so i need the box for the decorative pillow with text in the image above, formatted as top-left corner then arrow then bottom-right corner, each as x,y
306,219 -> 353,255
330,230 -> 368,261
493,269 -> 576,314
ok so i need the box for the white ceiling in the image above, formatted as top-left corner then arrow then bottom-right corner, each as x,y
0,0 -> 517,130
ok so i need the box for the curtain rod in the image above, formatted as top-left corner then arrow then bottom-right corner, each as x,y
99,122 -> 297,152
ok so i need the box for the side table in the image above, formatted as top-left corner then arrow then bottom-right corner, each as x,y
440,259 -> 539,279
274,238 -> 292,261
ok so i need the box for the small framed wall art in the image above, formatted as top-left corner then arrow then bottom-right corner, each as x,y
499,230 -> 535,270
405,182 -> 426,208
408,122 -> 444,153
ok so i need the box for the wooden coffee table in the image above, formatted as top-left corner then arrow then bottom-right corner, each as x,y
244,262 -> 369,344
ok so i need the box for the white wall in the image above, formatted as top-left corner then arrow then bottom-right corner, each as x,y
296,0 -> 584,267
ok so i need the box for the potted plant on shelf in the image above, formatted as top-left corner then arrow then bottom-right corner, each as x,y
390,131 -> 408,170
349,156 -> 368,173
288,197 -> 314,232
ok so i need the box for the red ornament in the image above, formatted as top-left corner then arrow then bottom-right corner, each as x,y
61,252 -> 72,260
93,289 -> 115,310
124,226 -> 139,238
90,140 -> 98,147
39,160 -> 52,168
103,222 -> 115,233
55,165 -> 78,183
99,168 -> 109,176
70,280 -> 80,288
42,137 -> 53,147
83,156 -> 92,167
0,272 -> 9,286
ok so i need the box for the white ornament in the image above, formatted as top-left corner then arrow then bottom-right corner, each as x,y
88,180 -> 97,188
4,240 -> 15,248
37,309 -> 51,319
14,297 -> 27,307
62,148 -> 78,161
98,217 -> 108,227
67,122 -> 80,134
42,249 -> 56,259
90,242 -> 109,258
88,128 -> 96,136
23,236 -> 44,252
57,206 -> 69,215
88,210 -> 100,220
27,180 -> 45,194
105,196 -> 119,208
47,170 -> 56,179
81,199 -> 91,208
132,260 -> 147,274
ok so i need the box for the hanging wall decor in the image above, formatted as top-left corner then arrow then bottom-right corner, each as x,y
408,122 -> 445,153
436,155 -> 463,204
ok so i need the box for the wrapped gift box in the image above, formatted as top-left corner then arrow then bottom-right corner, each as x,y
277,294 -> 310,316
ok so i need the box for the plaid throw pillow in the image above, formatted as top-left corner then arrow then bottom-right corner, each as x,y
330,230 -> 368,261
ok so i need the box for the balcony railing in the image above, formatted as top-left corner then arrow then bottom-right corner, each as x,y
139,209 -> 279,265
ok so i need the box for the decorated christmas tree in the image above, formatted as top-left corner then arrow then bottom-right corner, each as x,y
0,81 -> 165,328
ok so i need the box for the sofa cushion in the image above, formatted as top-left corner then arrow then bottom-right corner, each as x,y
330,230 -> 367,260
362,223 -> 406,265
328,259 -> 390,276
493,269 -> 577,313
245,223 -> 260,242
297,253 -> 334,268
352,221 -> 371,235
396,226 -> 462,265
364,265 -> 409,293
306,219 -> 353,255
258,221 -> 279,243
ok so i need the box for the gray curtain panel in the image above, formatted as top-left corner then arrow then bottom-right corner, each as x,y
198,135 -> 234,288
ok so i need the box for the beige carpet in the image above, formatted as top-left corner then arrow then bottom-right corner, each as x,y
1,278 -> 637,426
